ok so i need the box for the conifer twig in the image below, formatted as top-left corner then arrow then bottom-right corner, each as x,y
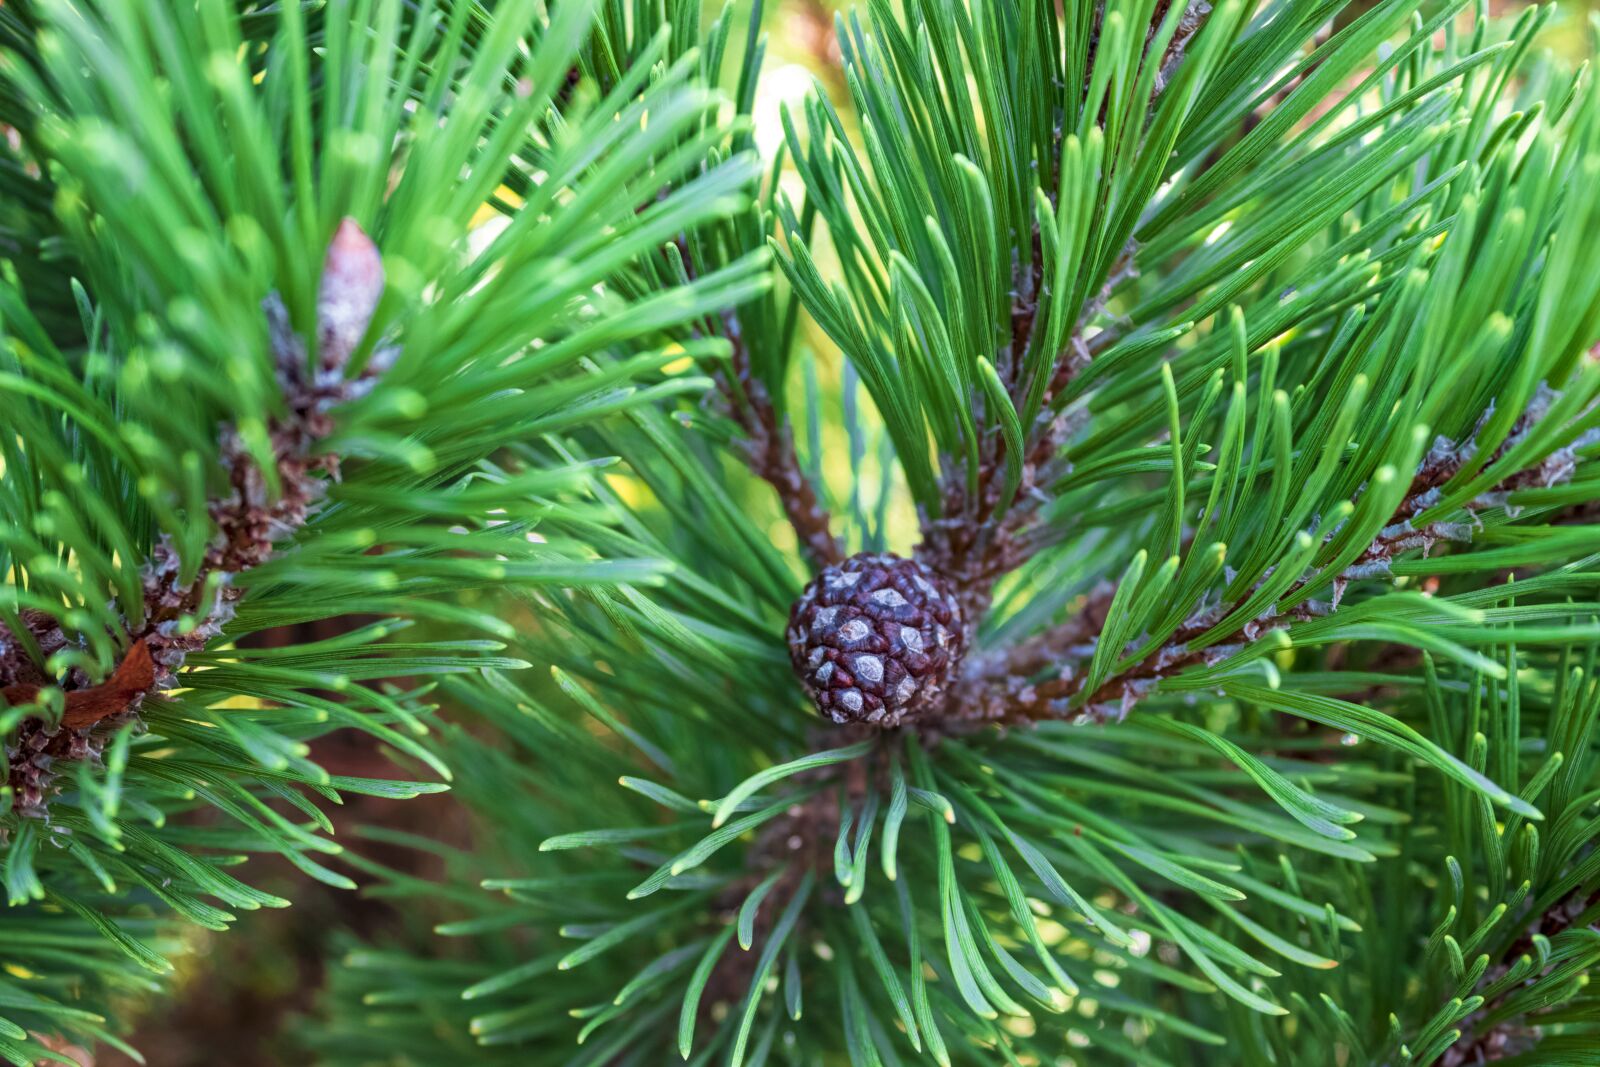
908,0 -> 1196,617
917,243 -> 1136,621
1089,0 -> 1214,102
668,225 -> 841,569
2,219 -> 388,813
979,389 -> 1599,724
714,310 -> 844,569
1442,887 -> 1600,1065
1151,0 -> 1214,98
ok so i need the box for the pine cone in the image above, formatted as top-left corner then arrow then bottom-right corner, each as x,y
786,553 -> 965,726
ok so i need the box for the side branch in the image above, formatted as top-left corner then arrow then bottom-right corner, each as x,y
714,311 -> 843,569
2,220 -> 388,814
977,389 -> 1596,724
918,243 -> 1136,622
670,223 -> 841,571
905,1 -> 1207,615
1441,887 -> 1600,1065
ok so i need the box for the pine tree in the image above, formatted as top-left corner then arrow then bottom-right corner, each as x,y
6,0 -> 1600,1065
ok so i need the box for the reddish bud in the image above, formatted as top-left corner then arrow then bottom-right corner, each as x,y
317,217 -> 385,369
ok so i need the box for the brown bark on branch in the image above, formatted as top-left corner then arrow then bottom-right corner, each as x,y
714,310 -> 843,569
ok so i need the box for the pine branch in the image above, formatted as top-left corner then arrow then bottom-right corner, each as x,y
916,242 -> 1137,621
951,583 -> 1116,720
2,220 -> 387,813
1441,888 -> 1600,1065
902,0 -> 1198,620
982,389 -> 1598,725
300,2 -> 1600,1063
